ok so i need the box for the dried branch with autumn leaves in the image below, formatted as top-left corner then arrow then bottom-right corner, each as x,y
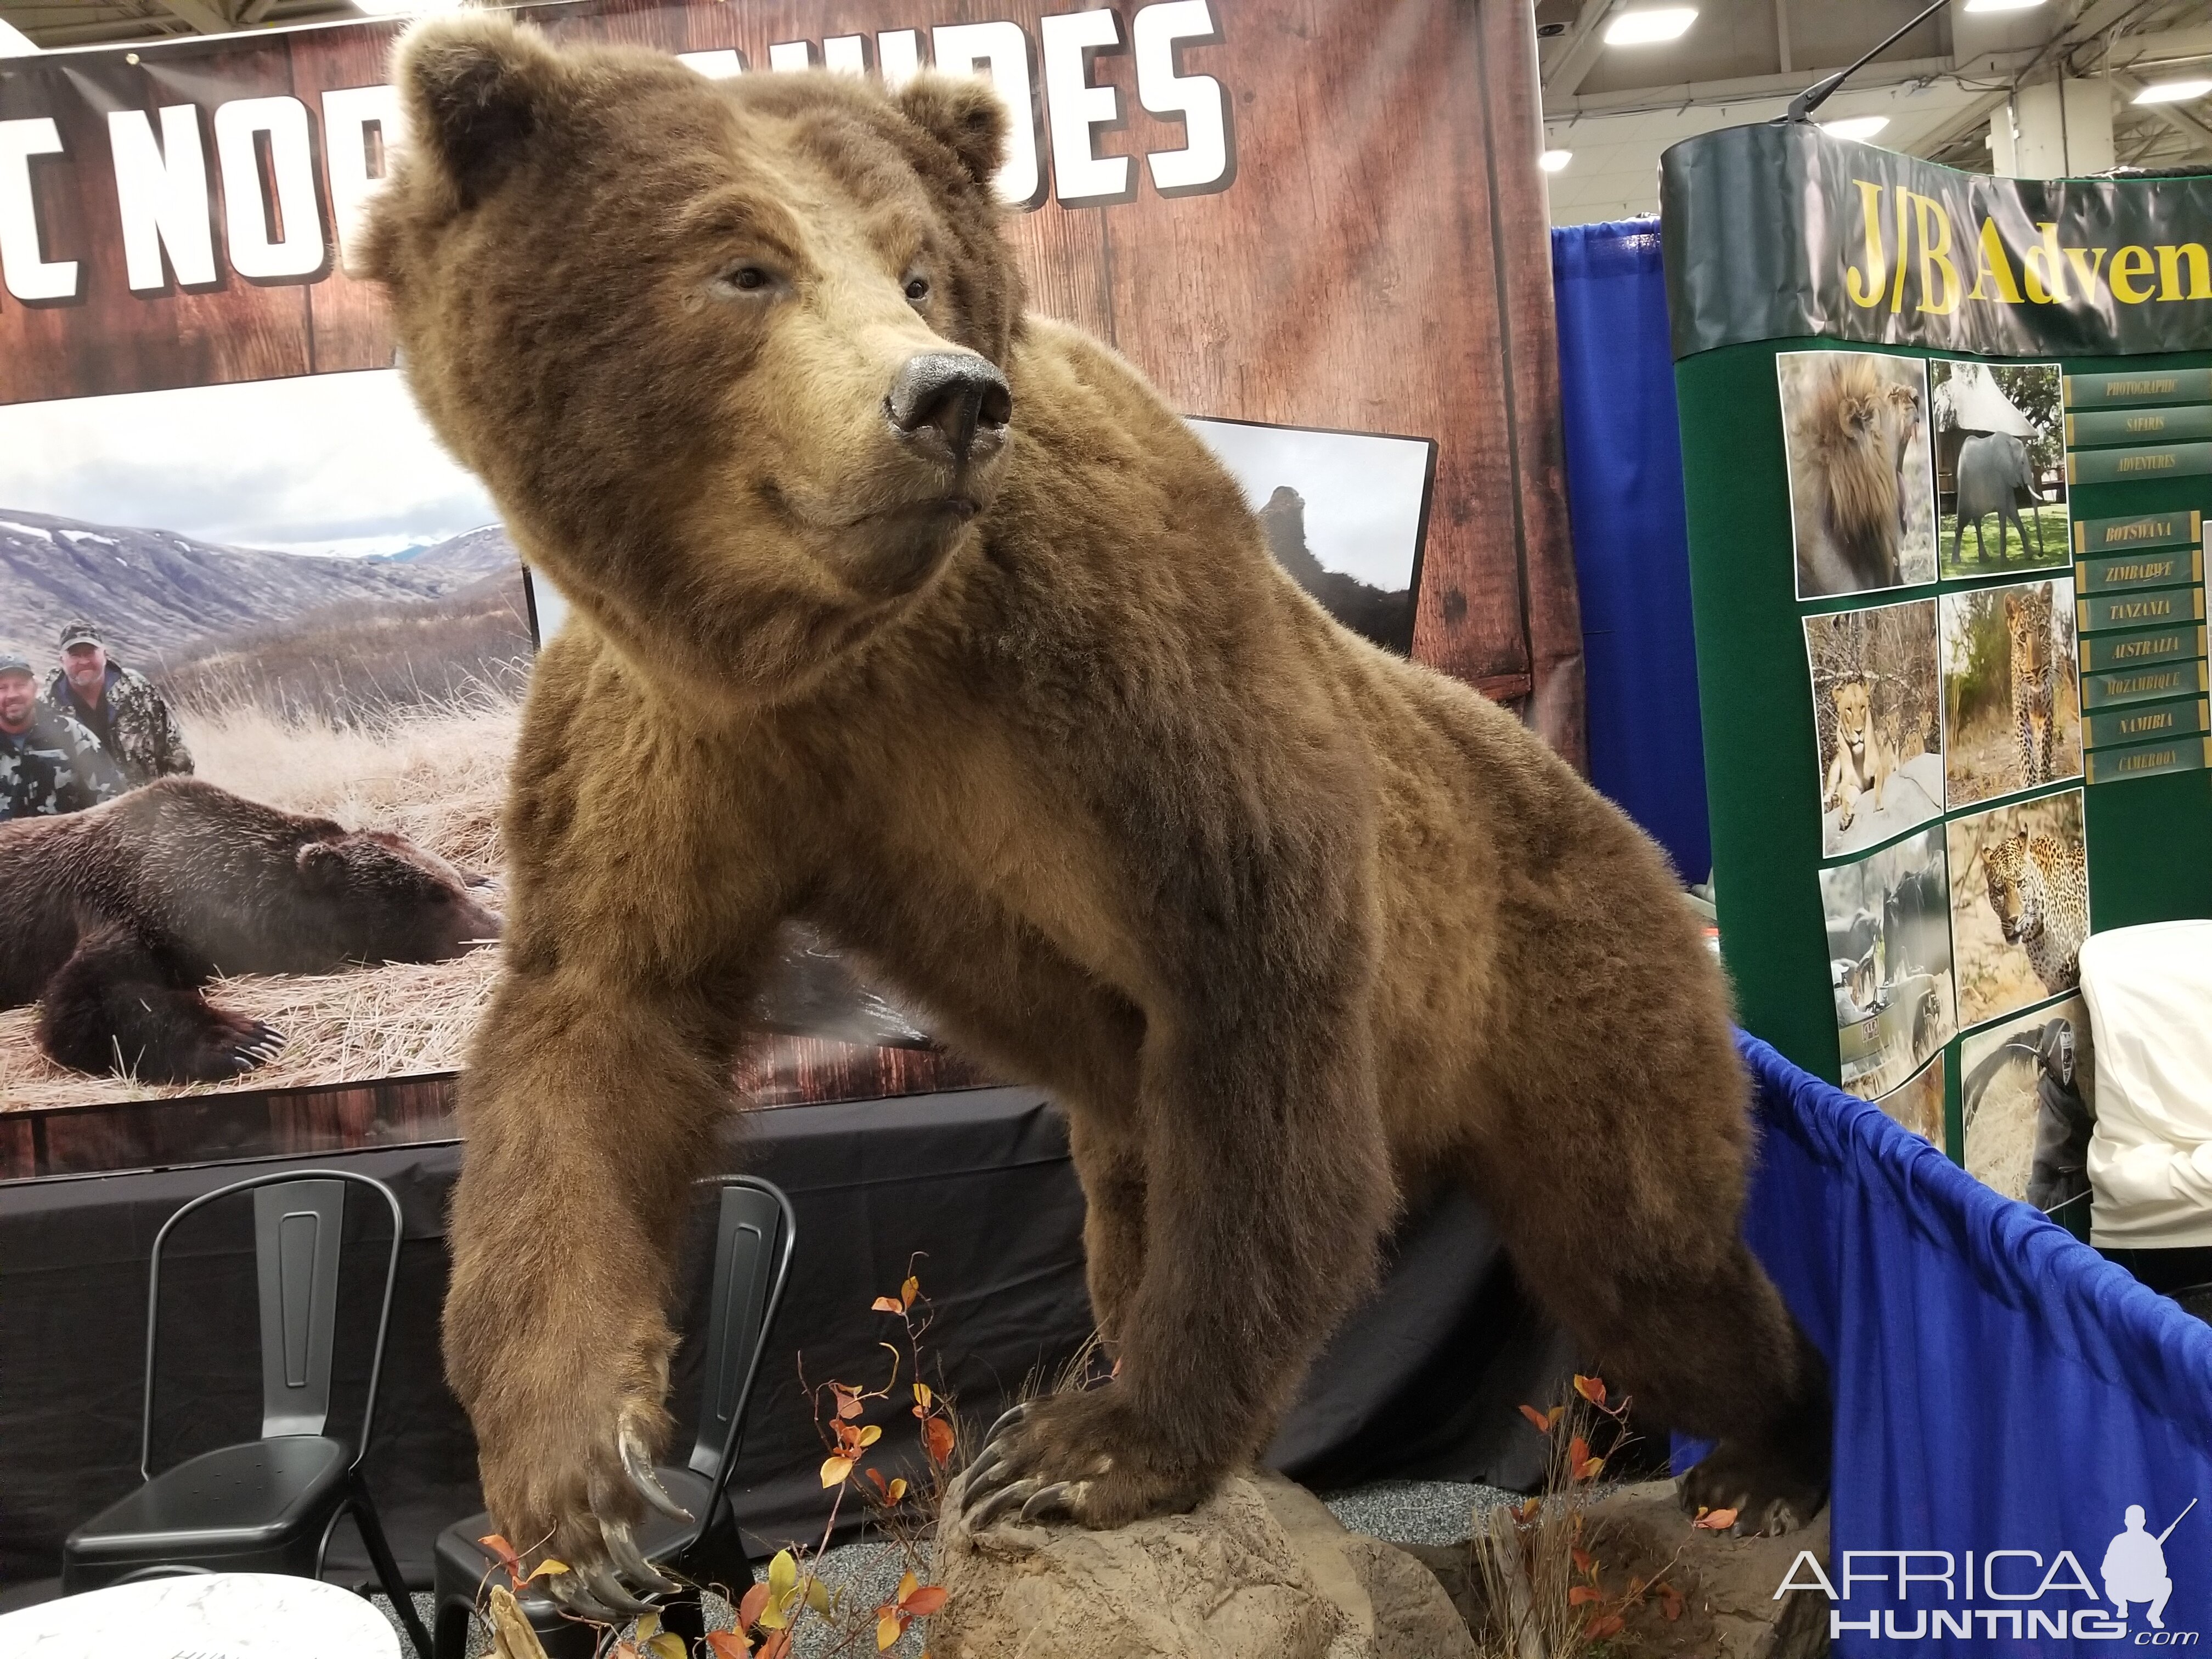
468,1265 -> 959,1659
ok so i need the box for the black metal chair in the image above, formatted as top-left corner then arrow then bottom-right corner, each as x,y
63,1168 -> 432,1658
431,1176 -> 797,1659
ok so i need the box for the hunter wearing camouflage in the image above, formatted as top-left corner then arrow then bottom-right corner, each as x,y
43,620 -> 193,787
0,652 -> 125,820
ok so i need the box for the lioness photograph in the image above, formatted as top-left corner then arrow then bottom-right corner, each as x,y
1876,1051 -> 1945,1146
1940,578 -> 2082,810
1780,350 -> 1937,600
1803,597 -> 1943,857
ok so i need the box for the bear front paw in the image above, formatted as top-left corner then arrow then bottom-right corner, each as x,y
956,1389 -> 1223,1532
464,1321 -> 691,1619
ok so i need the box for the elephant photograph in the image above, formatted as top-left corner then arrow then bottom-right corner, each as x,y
1932,361 -> 2068,579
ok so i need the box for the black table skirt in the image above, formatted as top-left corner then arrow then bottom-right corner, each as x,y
0,1086 -> 1565,1590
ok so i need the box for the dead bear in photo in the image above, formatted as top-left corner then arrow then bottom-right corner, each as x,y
362,13 -> 1831,1609
0,777 -> 501,1082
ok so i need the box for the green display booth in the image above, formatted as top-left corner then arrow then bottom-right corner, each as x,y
1663,125 -> 2212,1234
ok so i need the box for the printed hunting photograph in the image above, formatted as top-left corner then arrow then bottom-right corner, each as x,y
1803,597 -> 1943,858
1931,360 -> 2067,580
1186,418 -> 1434,654
1940,577 -> 2083,810
1960,992 -> 2096,1221
0,369 -> 522,1108
1876,1050 -> 1946,1146
1821,824 -> 1957,1102
1946,788 -> 2090,1032
1779,349 -> 1937,600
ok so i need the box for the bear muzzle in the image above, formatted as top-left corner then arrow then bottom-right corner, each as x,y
884,350 -> 1012,471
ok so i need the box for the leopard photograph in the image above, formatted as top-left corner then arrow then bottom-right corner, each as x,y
1946,789 -> 2090,1029
1940,578 -> 2082,811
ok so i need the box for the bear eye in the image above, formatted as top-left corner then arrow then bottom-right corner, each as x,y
904,274 -> 931,304
713,263 -> 776,298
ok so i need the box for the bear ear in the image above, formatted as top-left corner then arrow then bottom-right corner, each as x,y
390,9 -> 564,208
296,840 -> 347,891
895,73 -> 1011,190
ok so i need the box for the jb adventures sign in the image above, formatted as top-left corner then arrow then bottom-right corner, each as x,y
1661,121 -> 2212,361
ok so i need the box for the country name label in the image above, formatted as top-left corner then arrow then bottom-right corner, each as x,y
2079,624 -> 2208,674
2086,696 -> 2211,752
2074,510 -> 2203,556
2066,407 -> 2212,449
2068,442 -> 2212,488
2064,369 -> 2212,407
2086,736 -> 2212,786
2076,546 -> 2203,592
2077,587 -> 2206,634
2081,659 -> 2210,710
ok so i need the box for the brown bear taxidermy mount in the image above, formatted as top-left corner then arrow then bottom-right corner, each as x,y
0,778 -> 501,1082
362,12 -> 1830,1616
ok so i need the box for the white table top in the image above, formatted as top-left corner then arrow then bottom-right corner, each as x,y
0,1572 -> 401,1657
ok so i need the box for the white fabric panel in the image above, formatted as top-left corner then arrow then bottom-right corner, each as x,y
2083,919 -> 2212,1248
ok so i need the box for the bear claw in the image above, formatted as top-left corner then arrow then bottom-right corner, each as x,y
967,1477 -> 1041,1530
620,1419 -> 695,1523
604,1520 -> 680,1594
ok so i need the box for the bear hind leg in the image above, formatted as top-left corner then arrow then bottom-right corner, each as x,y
1485,1169 -> 1830,1537
36,922 -> 283,1082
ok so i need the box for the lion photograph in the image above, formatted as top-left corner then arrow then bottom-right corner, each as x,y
1876,1051 -> 1945,1146
1940,577 -> 2083,810
1780,349 -> 1937,600
1946,789 -> 2090,1031
1803,597 -> 1942,857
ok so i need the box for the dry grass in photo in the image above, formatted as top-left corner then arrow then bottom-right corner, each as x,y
1876,1051 -> 1945,1146
0,689 -> 518,1111
1940,579 -> 2081,810
1961,994 -> 2096,1206
1946,791 -> 2089,1031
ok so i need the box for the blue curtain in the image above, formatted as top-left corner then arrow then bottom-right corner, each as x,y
1728,1033 -> 2212,1652
1550,220 -> 1710,883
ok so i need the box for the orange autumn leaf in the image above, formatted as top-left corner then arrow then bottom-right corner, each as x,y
1567,1436 -> 1591,1469
1576,1455 -> 1606,1482
1584,1613 -> 1626,1640
902,1585 -> 949,1617
1694,1506 -> 1739,1531
738,1583 -> 772,1629
821,1455 -> 855,1488
1571,1548 -> 1594,1574
705,1633 -> 752,1658
1517,1403 -> 1551,1434
924,1415 -> 957,1465
877,1613 -> 906,1650
837,1395 -> 865,1421
901,1275 -> 920,1309
757,1633 -> 792,1659
872,1297 -> 904,1314
1567,1585 -> 1602,1606
1658,1583 -> 1686,1622
1572,1374 -> 1608,1408
478,1533 -> 524,1582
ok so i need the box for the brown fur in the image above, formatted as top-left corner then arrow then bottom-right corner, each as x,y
362,14 -> 1827,1566
1794,355 -> 1911,593
1822,679 -> 1894,830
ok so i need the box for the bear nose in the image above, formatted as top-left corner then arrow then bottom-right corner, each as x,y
885,351 -> 1012,463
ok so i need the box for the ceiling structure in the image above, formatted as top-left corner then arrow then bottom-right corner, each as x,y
0,0 -> 2205,223
1537,0 -> 2212,225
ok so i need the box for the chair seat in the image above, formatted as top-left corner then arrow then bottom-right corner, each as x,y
67,1437 -> 352,1561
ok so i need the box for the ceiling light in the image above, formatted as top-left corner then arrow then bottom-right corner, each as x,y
1820,116 -> 1891,142
1541,149 -> 1573,172
2134,79 -> 2212,105
352,0 -> 466,15
1962,0 -> 2045,12
1602,8 -> 1697,46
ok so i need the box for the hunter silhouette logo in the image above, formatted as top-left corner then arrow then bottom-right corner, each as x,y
2106,1501 -> 2195,1630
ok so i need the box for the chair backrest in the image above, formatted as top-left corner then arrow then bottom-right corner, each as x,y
685,1178 -> 797,1528
142,1169 -> 404,1481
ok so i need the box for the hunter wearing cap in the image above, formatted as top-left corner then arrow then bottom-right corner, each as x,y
43,619 -> 193,787
0,650 -> 126,820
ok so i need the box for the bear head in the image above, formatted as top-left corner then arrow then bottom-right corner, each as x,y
292,829 -> 505,968
360,13 -> 1026,706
